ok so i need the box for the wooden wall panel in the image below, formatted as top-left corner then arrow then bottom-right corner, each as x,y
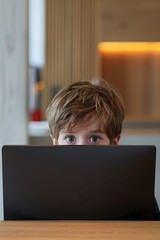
99,0 -> 160,120
100,0 -> 160,41
99,45 -> 160,120
0,0 -> 28,220
43,0 -> 160,120
43,0 -> 101,114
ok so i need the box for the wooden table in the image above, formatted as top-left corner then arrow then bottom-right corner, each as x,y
0,221 -> 160,240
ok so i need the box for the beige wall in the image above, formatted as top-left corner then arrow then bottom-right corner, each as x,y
0,0 -> 28,220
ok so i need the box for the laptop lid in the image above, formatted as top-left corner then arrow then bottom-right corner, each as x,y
2,145 -> 156,220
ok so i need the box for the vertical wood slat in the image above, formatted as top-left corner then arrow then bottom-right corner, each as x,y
43,0 -> 100,116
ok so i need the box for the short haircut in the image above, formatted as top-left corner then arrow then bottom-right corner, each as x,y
46,79 -> 125,143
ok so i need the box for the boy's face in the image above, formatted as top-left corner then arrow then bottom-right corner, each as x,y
51,120 -> 120,146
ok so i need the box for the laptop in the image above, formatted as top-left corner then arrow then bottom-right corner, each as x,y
2,145 -> 156,220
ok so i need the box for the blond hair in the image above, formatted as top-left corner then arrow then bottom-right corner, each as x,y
46,79 -> 125,143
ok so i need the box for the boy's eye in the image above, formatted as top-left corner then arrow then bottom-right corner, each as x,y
89,136 -> 100,143
65,136 -> 76,143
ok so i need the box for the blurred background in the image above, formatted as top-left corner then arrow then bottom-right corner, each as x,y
0,0 -> 160,219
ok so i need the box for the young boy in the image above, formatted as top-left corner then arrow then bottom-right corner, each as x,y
46,79 -> 125,146
46,78 -> 160,220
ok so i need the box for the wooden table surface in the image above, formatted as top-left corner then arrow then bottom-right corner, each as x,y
0,221 -> 160,240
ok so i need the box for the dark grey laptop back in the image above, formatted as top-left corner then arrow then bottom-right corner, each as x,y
2,145 -> 156,220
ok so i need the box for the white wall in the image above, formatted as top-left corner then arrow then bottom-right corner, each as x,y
29,0 -> 45,67
120,131 -> 160,207
0,0 -> 28,220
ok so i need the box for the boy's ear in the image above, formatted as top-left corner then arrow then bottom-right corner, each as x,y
112,134 -> 121,145
50,134 -> 58,145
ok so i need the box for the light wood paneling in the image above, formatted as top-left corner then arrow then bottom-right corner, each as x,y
0,0 -> 28,220
99,0 -> 160,120
44,0 -> 101,114
98,42 -> 160,120
100,0 -> 160,41
43,0 -> 160,120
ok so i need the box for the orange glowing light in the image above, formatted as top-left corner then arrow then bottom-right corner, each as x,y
98,42 -> 160,53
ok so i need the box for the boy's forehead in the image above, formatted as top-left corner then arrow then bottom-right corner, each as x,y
60,120 -> 105,133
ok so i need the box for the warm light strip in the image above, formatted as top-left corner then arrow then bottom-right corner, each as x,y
98,42 -> 160,53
